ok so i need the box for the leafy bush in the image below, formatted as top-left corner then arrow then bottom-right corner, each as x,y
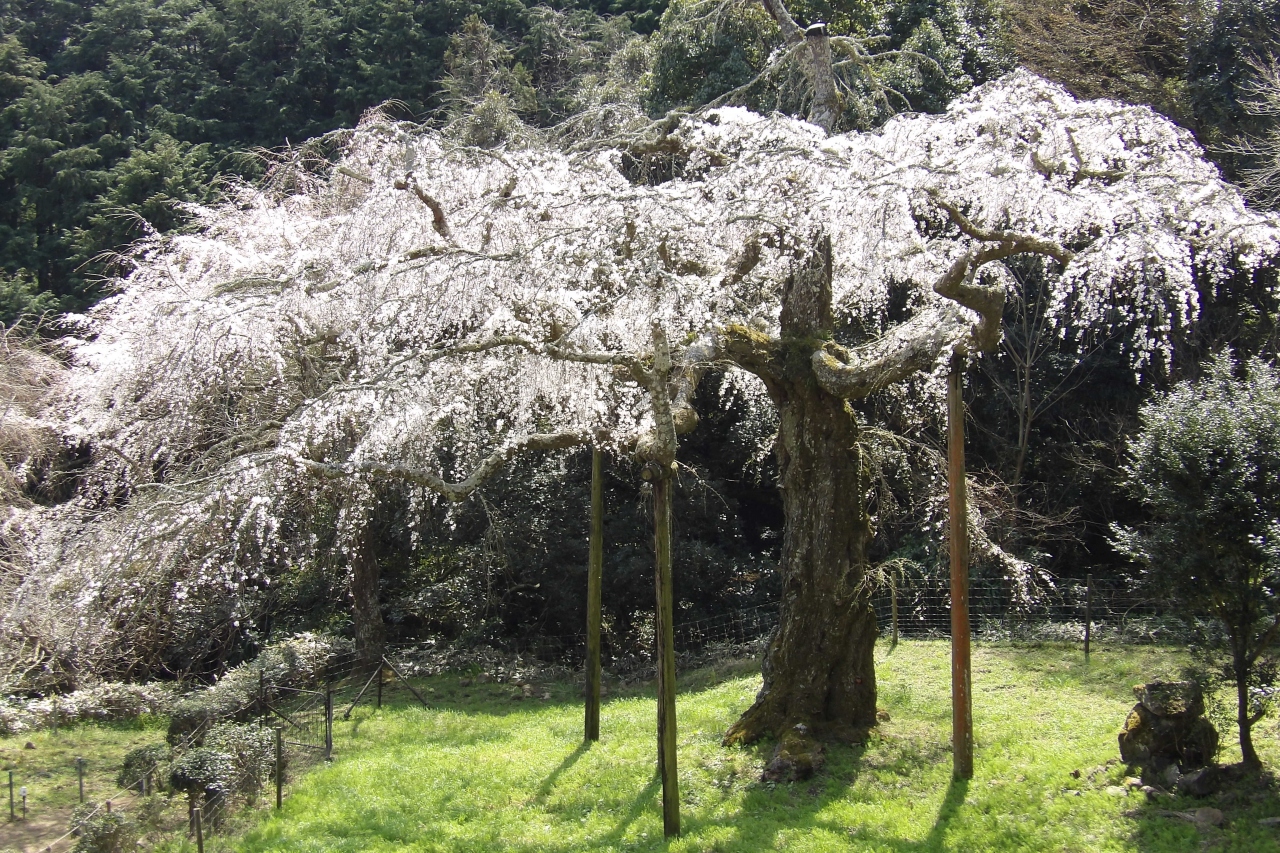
168,722 -> 277,808
167,632 -> 348,744
0,681 -> 176,736
1114,354 -> 1280,769
116,743 -> 172,792
70,802 -> 138,853
204,722 -> 278,797
168,747 -> 236,797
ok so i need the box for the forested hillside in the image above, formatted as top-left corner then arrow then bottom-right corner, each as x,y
0,0 -> 1278,711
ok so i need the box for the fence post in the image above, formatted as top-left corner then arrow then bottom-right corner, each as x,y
948,352 -> 973,780
1084,573 -> 1093,661
376,662 -> 383,710
19,786 -> 25,819
194,805 -> 204,853
324,685 -> 334,761
276,726 -> 284,809
585,446 -> 604,742
77,757 -> 84,804
8,770 -> 13,821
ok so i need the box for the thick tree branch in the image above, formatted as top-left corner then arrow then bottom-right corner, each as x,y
760,0 -> 804,44
811,304 -> 973,398
293,429 -> 594,501
394,173 -> 453,240
811,196 -> 1075,399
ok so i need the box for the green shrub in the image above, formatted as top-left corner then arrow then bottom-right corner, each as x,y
167,632 -> 348,744
168,746 -> 236,797
70,802 -> 138,853
117,743 -> 172,792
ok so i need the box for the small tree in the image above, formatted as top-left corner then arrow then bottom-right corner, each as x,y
1115,355 -> 1280,770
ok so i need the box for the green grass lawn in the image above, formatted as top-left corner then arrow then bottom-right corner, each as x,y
0,714 -> 171,851
165,640 -> 1280,853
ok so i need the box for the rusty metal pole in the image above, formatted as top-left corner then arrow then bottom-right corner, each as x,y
585,447 -> 604,742
948,352 -> 974,780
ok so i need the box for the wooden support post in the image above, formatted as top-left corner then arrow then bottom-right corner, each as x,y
890,571 -> 899,649
275,727 -> 284,809
77,758 -> 84,804
376,662 -> 383,709
8,770 -> 13,821
194,806 -> 204,853
1084,573 -> 1093,661
653,472 -> 680,837
948,353 -> 973,780
585,447 -> 604,742
324,686 -> 334,762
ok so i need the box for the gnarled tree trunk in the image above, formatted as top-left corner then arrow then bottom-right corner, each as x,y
724,236 -> 877,744
725,377 -> 877,743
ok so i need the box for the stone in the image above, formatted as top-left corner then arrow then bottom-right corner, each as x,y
1119,681 -> 1217,771
1137,681 -> 1205,718
1178,766 -> 1226,798
875,709 -> 891,723
1124,776 -> 1143,788
1194,807 -> 1224,827
1106,785 -> 1129,797
761,725 -> 825,783
23,742 -> 34,750
1258,816 -> 1280,828
458,678 -> 473,687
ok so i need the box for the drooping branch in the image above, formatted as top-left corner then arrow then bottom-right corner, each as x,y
294,429 -> 594,502
346,334 -> 642,391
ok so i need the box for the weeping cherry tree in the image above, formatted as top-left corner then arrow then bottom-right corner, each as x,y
13,71 -> 1280,745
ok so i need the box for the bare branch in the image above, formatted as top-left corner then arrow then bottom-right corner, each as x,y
394,173 -> 453,240
759,0 -> 803,44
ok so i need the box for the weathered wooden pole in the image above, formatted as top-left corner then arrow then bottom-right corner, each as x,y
585,447 -> 604,742
275,726 -> 284,809
1084,573 -> 1094,661
651,465 -> 679,837
890,570 -> 899,649
948,352 -> 973,780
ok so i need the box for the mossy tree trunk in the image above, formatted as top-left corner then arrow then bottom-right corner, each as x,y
724,236 -> 877,743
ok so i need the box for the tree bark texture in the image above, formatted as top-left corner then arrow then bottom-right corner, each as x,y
350,528 -> 385,664
724,236 -> 878,744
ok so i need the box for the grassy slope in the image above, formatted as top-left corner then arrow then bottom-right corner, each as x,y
206,640 -> 1280,853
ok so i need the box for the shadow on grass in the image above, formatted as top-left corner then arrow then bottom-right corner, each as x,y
534,741 -> 591,804
978,642 -> 1190,702
1125,767 -> 1280,853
